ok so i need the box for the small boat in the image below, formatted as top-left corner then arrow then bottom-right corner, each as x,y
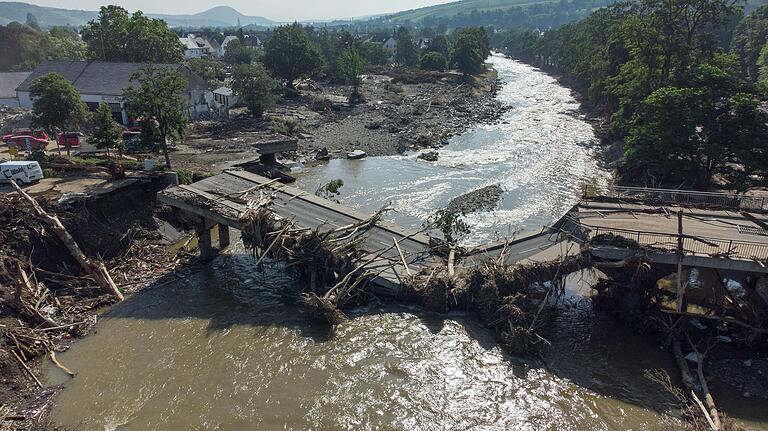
347,150 -> 367,160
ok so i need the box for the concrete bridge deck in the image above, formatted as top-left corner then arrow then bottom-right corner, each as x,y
570,197 -> 768,274
158,169 -> 567,293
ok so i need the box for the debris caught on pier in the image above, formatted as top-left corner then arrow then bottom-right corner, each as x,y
405,252 -> 589,355
238,190 -> 392,323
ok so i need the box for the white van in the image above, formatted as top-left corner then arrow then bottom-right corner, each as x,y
0,161 -> 43,185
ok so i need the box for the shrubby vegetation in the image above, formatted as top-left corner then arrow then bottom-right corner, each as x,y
501,0 -> 768,191
231,63 -> 279,118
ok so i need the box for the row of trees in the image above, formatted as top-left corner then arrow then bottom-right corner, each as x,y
28,66 -> 187,168
225,24 -> 491,118
501,0 -> 768,192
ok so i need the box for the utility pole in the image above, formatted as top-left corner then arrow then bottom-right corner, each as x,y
676,209 -> 685,312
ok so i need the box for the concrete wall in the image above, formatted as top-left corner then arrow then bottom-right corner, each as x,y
0,97 -> 19,107
18,91 -> 32,110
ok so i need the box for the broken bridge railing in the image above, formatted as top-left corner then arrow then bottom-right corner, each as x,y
585,225 -> 768,261
583,185 -> 768,211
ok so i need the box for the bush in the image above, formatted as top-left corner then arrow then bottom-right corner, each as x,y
174,169 -> 194,185
42,168 -> 57,178
107,160 -> 126,179
271,117 -> 301,136
420,52 -> 448,72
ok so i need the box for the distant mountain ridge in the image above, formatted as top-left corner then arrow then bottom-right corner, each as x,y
0,2 -> 276,28
381,0 -> 558,23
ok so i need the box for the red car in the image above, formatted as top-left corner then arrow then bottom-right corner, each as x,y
57,132 -> 84,149
2,128 -> 49,142
6,135 -> 49,151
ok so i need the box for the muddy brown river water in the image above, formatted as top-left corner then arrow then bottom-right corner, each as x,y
43,56 -> 768,430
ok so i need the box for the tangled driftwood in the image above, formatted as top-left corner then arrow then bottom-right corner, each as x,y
238,191 -> 387,323
405,252 -> 589,355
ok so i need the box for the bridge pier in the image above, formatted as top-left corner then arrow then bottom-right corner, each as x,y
196,219 -> 233,260
218,224 -> 231,250
197,219 -> 215,260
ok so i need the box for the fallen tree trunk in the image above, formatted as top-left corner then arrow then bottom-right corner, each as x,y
10,181 -> 124,301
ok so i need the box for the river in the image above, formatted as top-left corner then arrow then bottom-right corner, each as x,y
43,56 -> 746,430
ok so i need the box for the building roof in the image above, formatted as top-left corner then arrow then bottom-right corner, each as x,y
16,61 -> 207,96
179,37 -> 200,50
213,86 -> 233,96
0,72 -> 31,98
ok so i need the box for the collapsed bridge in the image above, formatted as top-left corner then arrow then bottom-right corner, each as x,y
157,169 -> 565,295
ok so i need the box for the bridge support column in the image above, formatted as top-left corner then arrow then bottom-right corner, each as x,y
197,219 -> 216,261
218,224 -> 230,250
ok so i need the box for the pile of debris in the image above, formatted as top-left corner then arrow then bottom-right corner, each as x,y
0,184 -> 192,428
404,252 -> 588,355
238,191 -> 393,324
0,106 -> 30,134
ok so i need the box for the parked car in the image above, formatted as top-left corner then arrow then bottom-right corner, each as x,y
2,128 -> 49,142
0,161 -> 43,185
6,135 -> 49,151
123,131 -> 158,153
57,132 -> 85,149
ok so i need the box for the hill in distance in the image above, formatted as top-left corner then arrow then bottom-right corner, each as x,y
382,0 -> 558,23
0,2 -> 276,28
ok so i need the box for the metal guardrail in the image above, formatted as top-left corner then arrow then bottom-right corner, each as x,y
584,185 -> 768,211
587,225 -> 768,261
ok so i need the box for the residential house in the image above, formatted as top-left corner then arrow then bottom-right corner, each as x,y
219,35 -> 239,57
418,38 -> 432,50
15,61 -> 213,123
179,34 -> 220,58
0,72 -> 31,107
180,35 -> 205,59
213,86 -> 238,110
383,37 -> 397,51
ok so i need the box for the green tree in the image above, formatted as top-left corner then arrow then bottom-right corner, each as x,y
625,60 -> 768,190
730,5 -> 768,81
395,27 -> 419,67
124,12 -> 184,63
452,27 -> 489,76
82,5 -> 183,63
263,23 -> 323,89
425,35 -> 450,59
223,39 -> 255,65
81,5 -> 130,61
90,102 -> 124,156
29,72 -> 89,156
358,41 -> 389,66
231,63 -> 279,118
420,52 -> 448,71
25,13 -> 40,31
337,48 -> 366,101
185,57 -> 226,89
123,65 -> 188,168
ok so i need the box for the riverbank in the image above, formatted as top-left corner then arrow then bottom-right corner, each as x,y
0,181 -> 196,429
170,66 -> 507,175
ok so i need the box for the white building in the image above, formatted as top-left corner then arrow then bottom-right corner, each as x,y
0,72 -> 31,107
180,35 -> 205,59
16,61 -> 213,123
213,86 -> 238,109
218,35 -> 239,57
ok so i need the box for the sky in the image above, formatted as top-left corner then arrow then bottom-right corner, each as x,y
22,0 -> 456,21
